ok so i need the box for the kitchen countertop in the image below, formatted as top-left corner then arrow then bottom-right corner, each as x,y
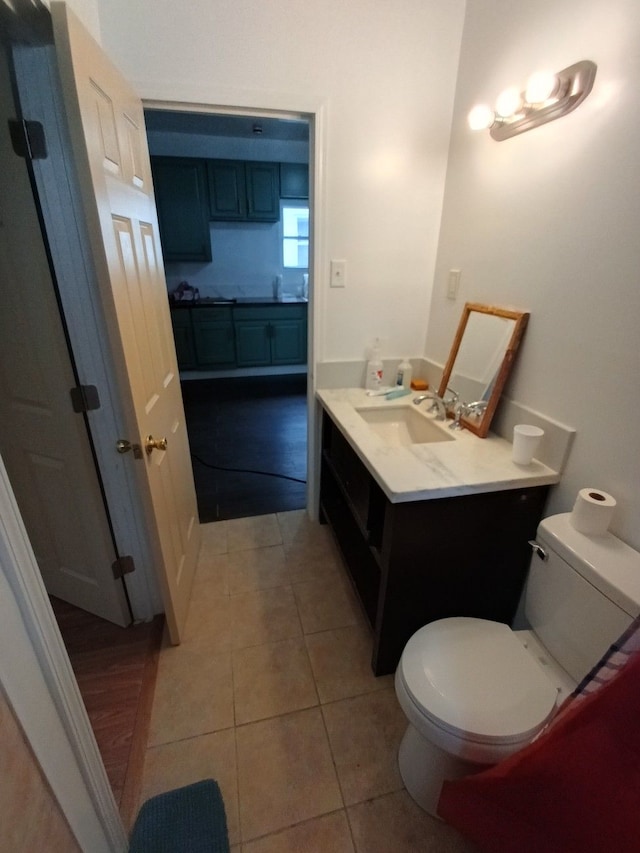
170,296 -> 308,308
317,387 -> 560,504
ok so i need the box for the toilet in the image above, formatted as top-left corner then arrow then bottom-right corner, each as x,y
395,512 -> 640,816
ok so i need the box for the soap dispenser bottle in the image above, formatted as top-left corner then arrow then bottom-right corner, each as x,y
365,340 -> 384,391
395,358 -> 413,389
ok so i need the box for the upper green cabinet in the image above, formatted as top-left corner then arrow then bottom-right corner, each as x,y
206,160 -> 246,220
208,160 -> 279,222
279,163 -> 309,199
151,157 -> 212,262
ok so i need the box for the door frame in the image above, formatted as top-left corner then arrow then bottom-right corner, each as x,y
0,456 -> 127,852
4,57 -> 327,853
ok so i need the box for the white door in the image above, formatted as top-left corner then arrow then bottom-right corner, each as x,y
0,41 -> 130,626
51,1 -> 200,642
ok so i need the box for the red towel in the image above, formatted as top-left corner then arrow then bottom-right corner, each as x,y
437,652 -> 640,853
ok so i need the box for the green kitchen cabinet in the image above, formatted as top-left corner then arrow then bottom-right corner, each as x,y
270,319 -> 307,364
151,157 -> 211,262
207,160 -> 279,222
170,309 -> 196,369
234,305 -> 307,367
245,162 -> 280,221
206,160 -> 247,220
192,307 -> 236,367
234,321 -> 273,367
279,163 -> 309,199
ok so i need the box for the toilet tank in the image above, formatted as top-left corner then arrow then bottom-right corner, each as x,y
525,513 -> 640,682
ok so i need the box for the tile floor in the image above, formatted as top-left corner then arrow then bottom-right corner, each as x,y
139,510 -> 478,852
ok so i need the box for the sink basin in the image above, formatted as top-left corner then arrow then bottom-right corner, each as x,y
355,406 -> 454,445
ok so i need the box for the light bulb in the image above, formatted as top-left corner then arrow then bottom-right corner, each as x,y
495,87 -> 522,118
467,104 -> 495,131
525,71 -> 559,104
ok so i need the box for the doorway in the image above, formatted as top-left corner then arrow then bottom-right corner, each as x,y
143,108 -> 312,521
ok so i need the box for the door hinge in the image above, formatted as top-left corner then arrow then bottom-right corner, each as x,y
70,384 -> 101,413
112,555 -> 136,579
8,119 -> 48,160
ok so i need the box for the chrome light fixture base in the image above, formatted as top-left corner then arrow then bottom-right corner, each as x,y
490,60 -> 597,141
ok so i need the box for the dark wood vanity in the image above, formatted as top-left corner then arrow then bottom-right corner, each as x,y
319,410 -> 550,675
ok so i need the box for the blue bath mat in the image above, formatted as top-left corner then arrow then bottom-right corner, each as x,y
129,779 -> 230,853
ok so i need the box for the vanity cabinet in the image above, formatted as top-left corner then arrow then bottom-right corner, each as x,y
192,307 -> 236,368
151,157 -> 212,262
207,160 -> 280,222
234,305 -> 307,367
320,410 -> 550,676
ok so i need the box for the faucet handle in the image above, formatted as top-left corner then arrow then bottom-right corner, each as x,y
466,400 -> 489,420
449,400 -> 468,430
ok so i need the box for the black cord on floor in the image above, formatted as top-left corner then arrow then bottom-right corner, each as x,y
191,453 -> 307,484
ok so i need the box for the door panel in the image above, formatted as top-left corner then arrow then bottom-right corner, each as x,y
0,41 -> 130,625
52,2 -> 200,642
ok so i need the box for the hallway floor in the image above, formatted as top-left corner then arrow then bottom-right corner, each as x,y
138,511 -> 477,851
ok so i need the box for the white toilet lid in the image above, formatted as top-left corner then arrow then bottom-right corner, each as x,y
401,617 -> 559,744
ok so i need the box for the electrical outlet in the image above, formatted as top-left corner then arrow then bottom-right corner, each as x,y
447,269 -> 461,299
330,259 -> 347,288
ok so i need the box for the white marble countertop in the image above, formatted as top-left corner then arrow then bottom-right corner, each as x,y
317,388 -> 560,503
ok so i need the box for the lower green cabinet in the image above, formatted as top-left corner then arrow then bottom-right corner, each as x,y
192,307 -> 236,367
170,303 -> 307,370
170,310 -> 196,369
270,319 -> 307,364
234,306 -> 307,367
235,321 -> 272,366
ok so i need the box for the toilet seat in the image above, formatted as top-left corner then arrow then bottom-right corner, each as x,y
399,617 -> 559,748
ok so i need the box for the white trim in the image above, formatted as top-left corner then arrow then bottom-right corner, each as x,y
0,456 -> 127,852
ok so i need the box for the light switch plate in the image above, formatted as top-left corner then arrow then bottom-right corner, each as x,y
330,259 -> 347,288
447,269 -> 461,299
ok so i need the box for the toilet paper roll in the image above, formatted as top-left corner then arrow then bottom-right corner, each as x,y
569,488 -> 616,535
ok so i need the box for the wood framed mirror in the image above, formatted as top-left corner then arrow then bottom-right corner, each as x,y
438,303 -> 529,438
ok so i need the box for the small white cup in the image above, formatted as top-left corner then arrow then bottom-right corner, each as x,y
512,424 -> 544,465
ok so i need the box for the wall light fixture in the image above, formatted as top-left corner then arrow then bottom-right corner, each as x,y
468,60 -> 597,141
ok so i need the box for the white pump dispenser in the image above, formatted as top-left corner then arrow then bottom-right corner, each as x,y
365,340 -> 384,390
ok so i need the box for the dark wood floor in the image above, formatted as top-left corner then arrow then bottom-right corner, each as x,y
50,597 -> 163,829
182,373 -> 308,521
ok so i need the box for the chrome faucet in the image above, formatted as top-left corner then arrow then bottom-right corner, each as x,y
413,392 -> 446,421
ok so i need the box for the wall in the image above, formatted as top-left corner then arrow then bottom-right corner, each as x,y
148,129 -> 309,297
428,0 -> 640,548
96,0 -> 466,362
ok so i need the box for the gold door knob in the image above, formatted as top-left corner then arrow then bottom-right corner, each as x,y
145,435 -> 168,455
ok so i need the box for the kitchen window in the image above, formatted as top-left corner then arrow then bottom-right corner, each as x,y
282,202 -> 309,269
